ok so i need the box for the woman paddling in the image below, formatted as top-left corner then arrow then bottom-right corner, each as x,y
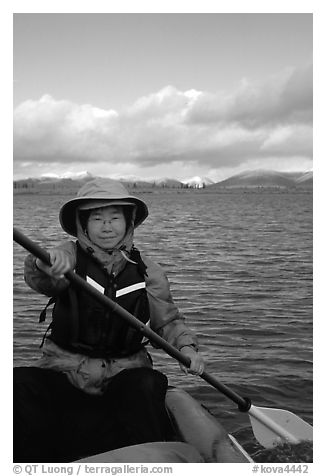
14,178 -> 205,462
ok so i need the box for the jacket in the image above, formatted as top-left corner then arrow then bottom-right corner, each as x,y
24,241 -> 198,394
25,240 -> 198,352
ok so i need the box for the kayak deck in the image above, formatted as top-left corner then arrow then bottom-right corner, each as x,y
165,387 -> 252,462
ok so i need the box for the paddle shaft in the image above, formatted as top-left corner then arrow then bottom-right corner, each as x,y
13,226 -> 250,411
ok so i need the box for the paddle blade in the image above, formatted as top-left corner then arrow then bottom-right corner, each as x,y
248,405 -> 313,449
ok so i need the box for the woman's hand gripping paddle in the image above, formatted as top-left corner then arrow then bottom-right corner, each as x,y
13,227 -> 313,449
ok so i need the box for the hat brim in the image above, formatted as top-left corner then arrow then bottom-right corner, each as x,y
59,197 -> 148,237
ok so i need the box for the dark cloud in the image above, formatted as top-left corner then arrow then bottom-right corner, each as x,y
186,64 -> 312,128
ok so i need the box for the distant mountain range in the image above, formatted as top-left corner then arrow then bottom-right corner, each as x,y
210,170 -> 313,189
13,169 -> 313,192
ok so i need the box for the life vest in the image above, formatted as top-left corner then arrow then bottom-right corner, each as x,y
44,243 -> 151,359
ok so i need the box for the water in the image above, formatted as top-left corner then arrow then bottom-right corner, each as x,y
13,189 -> 313,457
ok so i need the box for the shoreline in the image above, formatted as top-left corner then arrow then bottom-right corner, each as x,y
13,187 -> 313,196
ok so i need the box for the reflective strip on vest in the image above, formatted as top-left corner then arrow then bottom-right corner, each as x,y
86,276 -> 146,298
86,276 -> 105,294
116,282 -> 146,298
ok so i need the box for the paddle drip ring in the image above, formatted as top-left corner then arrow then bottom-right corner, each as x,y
238,397 -> 252,412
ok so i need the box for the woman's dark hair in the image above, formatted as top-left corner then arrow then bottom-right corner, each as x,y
122,206 -> 134,229
78,205 -> 134,232
78,209 -> 91,232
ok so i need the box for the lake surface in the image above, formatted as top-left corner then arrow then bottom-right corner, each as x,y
13,189 -> 313,458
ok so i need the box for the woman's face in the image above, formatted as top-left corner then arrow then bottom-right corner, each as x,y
86,206 -> 127,249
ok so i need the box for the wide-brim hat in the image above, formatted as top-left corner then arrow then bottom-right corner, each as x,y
59,178 -> 148,237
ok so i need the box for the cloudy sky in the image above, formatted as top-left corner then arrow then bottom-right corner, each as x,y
13,13 -> 312,181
